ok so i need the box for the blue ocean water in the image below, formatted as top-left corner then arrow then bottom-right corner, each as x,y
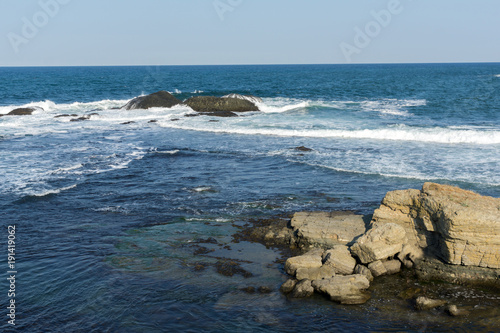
0,64 -> 499,332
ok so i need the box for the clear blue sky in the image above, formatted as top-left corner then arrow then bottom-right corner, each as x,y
1,0 -> 499,66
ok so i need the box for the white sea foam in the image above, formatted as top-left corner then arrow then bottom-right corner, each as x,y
50,164 -> 84,174
29,184 -> 77,197
161,122 -> 500,145
495,74 -> 500,78
155,149 -> 180,155
257,98 -> 310,113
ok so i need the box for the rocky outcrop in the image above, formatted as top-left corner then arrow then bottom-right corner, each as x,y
185,96 -> 259,113
371,182 -> 500,271
123,91 -> 182,110
279,183 -> 500,309
282,246 -> 371,304
1,107 -> 41,116
290,211 -> 367,248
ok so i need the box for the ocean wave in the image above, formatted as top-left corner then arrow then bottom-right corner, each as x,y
49,164 -> 84,174
0,99 -> 129,114
161,123 -> 500,144
28,184 -> 78,197
257,99 -> 310,113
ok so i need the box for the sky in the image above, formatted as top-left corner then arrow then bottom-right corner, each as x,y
1,0 -> 499,66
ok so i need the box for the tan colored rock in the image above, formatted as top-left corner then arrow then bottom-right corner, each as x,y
383,259 -> 402,275
368,260 -> 387,277
398,244 -> 424,268
415,296 -> 447,311
290,211 -> 367,248
291,279 -> 315,298
354,264 -> 374,282
446,304 -> 470,317
296,265 -> 335,281
350,223 -> 406,264
280,278 -> 297,294
372,183 -> 500,270
323,245 -> 357,275
311,274 -> 371,305
284,249 -> 323,276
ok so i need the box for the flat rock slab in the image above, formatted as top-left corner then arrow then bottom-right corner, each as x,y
291,211 -> 368,248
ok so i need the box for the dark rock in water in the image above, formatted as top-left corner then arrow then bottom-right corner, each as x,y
184,114 -> 199,118
215,259 -> 253,278
222,93 -> 263,104
54,114 -> 78,118
6,107 -> 39,116
185,96 -> 259,113
70,113 -> 99,122
200,111 -> 238,118
258,286 -> 272,294
148,119 -> 158,123
123,91 -> 182,110
294,146 -> 313,152
70,117 -> 89,122
241,286 -> 256,294
121,121 -> 135,125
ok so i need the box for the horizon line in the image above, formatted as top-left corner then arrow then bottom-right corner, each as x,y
1,61 -> 499,68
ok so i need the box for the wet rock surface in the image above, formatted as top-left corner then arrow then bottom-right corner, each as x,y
122,90 -> 182,110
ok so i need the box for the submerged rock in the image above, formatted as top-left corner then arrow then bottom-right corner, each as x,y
415,296 -> 447,311
123,91 -> 182,110
185,96 -> 259,113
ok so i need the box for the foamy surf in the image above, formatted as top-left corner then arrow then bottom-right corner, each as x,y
28,184 -> 78,197
161,122 -> 500,145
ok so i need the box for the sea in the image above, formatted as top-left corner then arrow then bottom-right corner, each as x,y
1,63 -> 499,332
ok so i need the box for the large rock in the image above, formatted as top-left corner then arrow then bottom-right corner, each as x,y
350,223 -> 407,264
284,248 -> 323,276
123,91 -> 182,110
371,183 -> 500,270
4,107 -> 40,116
290,211 -> 367,248
185,96 -> 259,113
296,265 -> 335,281
322,245 -> 357,275
311,275 -> 371,305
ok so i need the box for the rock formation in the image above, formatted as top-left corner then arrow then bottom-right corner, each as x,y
1,107 -> 42,116
280,182 -> 500,306
123,91 -> 182,110
185,96 -> 259,113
